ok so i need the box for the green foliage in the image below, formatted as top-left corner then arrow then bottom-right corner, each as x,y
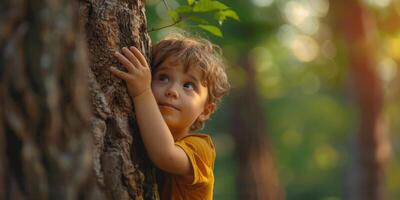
165,0 -> 239,37
214,10 -> 239,25
168,10 -> 180,22
197,24 -> 222,37
148,0 -> 400,199
187,0 -> 195,5
192,0 -> 229,12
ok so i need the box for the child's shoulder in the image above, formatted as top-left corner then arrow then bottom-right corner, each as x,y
178,133 -> 214,147
176,133 -> 215,157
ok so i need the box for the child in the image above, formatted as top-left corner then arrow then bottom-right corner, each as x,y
109,34 -> 229,200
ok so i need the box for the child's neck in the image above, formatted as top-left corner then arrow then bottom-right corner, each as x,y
171,127 -> 190,141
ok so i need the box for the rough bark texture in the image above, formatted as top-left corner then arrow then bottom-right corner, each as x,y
1,0 -> 159,199
0,0 -> 97,199
332,1 -> 390,199
230,52 -> 284,200
80,0 -> 158,199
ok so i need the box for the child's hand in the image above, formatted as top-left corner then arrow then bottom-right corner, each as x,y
109,46 -> 151,98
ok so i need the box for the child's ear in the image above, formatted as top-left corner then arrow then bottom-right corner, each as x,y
199,102 -> 216,121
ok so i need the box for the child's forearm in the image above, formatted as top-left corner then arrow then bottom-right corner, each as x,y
132,89 -> 180,170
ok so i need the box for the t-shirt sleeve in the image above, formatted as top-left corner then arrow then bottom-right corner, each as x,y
175,136 -> 216,185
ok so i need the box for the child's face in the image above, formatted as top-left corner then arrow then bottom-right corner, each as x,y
151,56 -> 214,134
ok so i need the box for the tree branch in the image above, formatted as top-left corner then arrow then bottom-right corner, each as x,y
148,17 -> 184,32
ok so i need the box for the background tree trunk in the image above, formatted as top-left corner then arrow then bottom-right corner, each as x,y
331,1 -> 391,199
230,51 -> 284,200
0,0 -> 96,199
1,0 -> 159,199
80,0 -> 158,199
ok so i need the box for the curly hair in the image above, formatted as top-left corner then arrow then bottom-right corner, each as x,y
151,33 -> 230,131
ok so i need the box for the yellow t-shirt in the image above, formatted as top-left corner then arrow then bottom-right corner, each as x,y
159,134 -> 216,200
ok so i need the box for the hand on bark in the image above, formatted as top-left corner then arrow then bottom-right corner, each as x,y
109,46 -> 151,98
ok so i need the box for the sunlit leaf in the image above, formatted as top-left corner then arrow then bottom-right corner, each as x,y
168,10 -> 180,22
197,24 -> 223,37
224,10 -> 239,20
214,11 -> 226,24
187,0 -> 195,6
175,5 -> 192,13
193,0 -> 229,12
214,10 -> 240,25
214,9 -> 240,22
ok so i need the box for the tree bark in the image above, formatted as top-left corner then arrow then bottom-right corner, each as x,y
331,1 -> 390,199
1,0 -> 159,199
80,0 -> 158,199
230,51 -> 284,200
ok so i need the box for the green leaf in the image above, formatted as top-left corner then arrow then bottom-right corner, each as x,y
168,10 -> 180,22
197,24 -> 223,37
193,0 -> 229,12
214,9 -> 240,24
222,10 -> 240,21
175,5 -> 192,13
187,16 -> 210,24
214,11 -> 226,24
187,0 -> 195,5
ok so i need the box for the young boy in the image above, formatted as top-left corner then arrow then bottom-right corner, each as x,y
109,34 -> 229,200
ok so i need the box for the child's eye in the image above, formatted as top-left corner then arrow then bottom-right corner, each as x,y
158,74 -> 169,83
183,82 -> 196,90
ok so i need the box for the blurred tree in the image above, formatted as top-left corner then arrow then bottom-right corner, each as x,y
331,0 -> 390,199
1,0 -> 159,199
230,48 -> 284,200
0,0 -> 96,199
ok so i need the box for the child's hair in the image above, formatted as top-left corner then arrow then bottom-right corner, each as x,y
151,33 -> 230,130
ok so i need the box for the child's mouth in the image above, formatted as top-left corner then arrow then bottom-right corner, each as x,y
158,103 -> 180,111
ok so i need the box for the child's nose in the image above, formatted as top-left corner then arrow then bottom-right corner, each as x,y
165,83 -> 179,98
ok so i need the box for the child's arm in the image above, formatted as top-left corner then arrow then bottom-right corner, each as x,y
109,47 -> 192,176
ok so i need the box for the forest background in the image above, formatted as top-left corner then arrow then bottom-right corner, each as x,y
146,0 -> 400,199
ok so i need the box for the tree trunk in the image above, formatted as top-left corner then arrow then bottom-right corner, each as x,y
331,1 -> 390,199
81,0 -> 158,199
0,0 -> 96,199
0,0 -> 159,199
230,51 -> 284,200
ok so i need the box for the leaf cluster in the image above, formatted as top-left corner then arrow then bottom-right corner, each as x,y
167,0 -> 240,37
